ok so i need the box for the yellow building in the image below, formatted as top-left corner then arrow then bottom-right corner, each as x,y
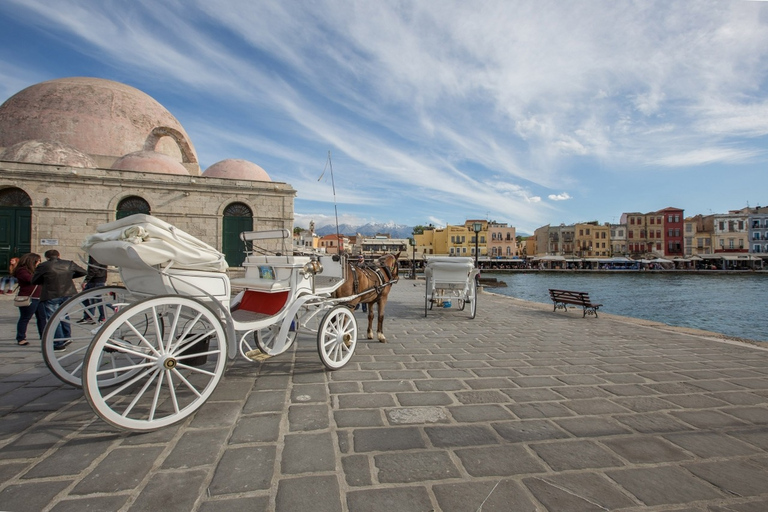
414,220 -> 488,258
574,222 -> 610,257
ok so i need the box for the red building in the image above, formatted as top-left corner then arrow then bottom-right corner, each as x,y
659,207 -> 684,257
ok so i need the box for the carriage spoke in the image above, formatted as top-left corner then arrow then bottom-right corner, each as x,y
171,368 -> 204,397
120,369 -> 160,418
149,370 -> 165,421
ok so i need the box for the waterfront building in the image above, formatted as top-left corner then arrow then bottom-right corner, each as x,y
610,223 -> 627,256
574,222 -> 610,257
622,212 -> 650,257
413,226 -> 435,257
713,210 -> 749,254
746,206 -> 768,254
660,207 -> 685,257
360,234 -> 408,258
486,221 -> 517,258
318,234 -> 348,254
533,225 -> 550,256
684,215 -> 714,256
0,78 -> 294,272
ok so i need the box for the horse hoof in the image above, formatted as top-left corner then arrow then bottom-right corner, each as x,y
377,334 -> 387,343
367,332 -> 374,340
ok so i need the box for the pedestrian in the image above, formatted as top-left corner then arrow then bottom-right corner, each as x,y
0,257 -> 19,294
12,253 -> 45,346
77,255 -> 107,324
31,249 -> 87,351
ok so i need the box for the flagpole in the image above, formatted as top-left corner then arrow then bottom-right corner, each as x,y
328,151 -> 342,254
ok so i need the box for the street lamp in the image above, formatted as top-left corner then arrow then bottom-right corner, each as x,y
472,222 -> 483,268
409,238 -> 416,279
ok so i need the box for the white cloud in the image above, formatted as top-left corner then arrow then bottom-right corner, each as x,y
548,193 -> 572,201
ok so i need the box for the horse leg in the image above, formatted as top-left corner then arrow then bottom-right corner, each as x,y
376,300 -> 387,343
367,304 -> 375,340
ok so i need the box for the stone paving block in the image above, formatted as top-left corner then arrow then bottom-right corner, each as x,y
454,390 -> 510,404
334,409 -> 384,428
663,431 -> 758,459
229,413 -> 281,444
197,496 -> 270,512
353,426 -> 426,452
454,444 -> 547,477
729,428 -> 768,450
396,391 -> 452,406
374,450 -> 460,483
524,472 -> 638,511
346,486 -> 433,512
555,374 -> 607,385
710,391 -> 768,405
413,378 -> 465,391
0,427 -> 69,460
662,393 -> 731,409
614,412 -> 695,434
0,480 -> 73,512
554,416 -> 631,438
465,377 -> 516,389
507,401 -> 575,419
328,381 -> 360,394
606,465 -> 723,506
188,400 -> 243,429
553,385 -> 612,400
448,404 -> 513,422
341,454 -> 371,486
22,435 -> 114,478
721,406 -> 768,424
208,377 -> 253,401
337,393 -> 396,409
424,424 -> 499,447
276,475 -> 342,512
492,419 -> 570,443
281,432 -> 335,474
386,407 -> 449,425
610,396 -> 680,413
562,398 -> 632,415
471,367 -> 518,378
15,387 -> 83,412
71,445 -> 164,494
709,500 -> 768,512
328,370 -> 380,382
129,468 -> 208,511
601,436 -> 693,463
162,428 -> 230,468
530,439 -> 625,470
685,459 -> 768,497
242,390 -> 286,413
362,380 -> 413,393
207,445 -> 276,495
48,495 -> 129,512
253,374 -> 291,390
288,403 -> 329,431
291,383 -> 329,403
432,479 -> 537,512
670,410 -> 750,429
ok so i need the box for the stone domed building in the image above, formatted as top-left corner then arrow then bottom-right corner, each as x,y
0,77 -> 295,270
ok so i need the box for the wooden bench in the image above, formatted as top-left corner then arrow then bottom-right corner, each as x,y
549,289 -> 602,318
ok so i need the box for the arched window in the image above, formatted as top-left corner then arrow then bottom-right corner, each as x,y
0,187 -> 32,272
222,202 -> 253,267
116,196 -> 150,219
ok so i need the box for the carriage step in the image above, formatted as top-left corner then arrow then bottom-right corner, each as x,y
245,349 -> 272,362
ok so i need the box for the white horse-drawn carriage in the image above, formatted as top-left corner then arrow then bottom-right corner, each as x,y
423,257 -> 479,319
41,215 -> 359,431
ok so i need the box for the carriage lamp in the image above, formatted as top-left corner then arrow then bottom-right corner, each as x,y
472,222 -> 483,268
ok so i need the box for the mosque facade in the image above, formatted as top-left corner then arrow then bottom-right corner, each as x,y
0,77 -> 296,272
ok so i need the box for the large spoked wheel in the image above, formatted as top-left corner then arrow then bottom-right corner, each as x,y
82,295 -> 227,432
255,315 -> 298,355
317,306 -> 357,370
42,286 -> 136,388
468,279 -> 478,319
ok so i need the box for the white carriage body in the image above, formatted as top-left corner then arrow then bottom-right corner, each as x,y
424,257 -> 479,318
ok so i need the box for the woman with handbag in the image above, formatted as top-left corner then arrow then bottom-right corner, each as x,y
13,253 -> 45,346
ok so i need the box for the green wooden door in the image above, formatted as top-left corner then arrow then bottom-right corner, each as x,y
0,207 -> 31,274
222,203 -> 253,267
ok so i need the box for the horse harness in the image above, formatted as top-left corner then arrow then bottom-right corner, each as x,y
350,259 -> 397,301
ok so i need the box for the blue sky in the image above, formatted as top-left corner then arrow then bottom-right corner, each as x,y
2,1 -> 768,234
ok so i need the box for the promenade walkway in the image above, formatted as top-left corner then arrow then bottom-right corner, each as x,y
1,280 -> 767,511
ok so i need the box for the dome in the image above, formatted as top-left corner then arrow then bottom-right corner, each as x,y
0,139 -> 96,168
0,77 -> 197,165
111,150 -> 189,175
203,159 -> 271,181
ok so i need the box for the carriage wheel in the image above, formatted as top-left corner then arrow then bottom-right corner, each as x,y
317,305 -> 357,370
253,314 -> 299,356
458,297 -> 466,311
82,295 -> 227,431
424,278 -> 431,317
42,286 -> 137,388
469,279 -> 478,319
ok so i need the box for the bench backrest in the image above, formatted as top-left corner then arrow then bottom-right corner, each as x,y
549,289 -> 591,302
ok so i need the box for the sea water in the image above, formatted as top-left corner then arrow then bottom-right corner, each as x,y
487,272 -> 768,343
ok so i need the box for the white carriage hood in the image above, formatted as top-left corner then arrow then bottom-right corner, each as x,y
82,214 -> 229,272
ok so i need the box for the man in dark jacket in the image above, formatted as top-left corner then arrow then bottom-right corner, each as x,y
32,250 -> 87,351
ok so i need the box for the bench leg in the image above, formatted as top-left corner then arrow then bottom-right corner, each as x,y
553,302 -> 568,312
583,307 -> 598,318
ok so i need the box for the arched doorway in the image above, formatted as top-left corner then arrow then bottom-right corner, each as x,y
0,187 -> 32,274
116,196 -> 151,219
222,202 -> 253,267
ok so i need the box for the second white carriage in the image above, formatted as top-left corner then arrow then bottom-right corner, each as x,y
423,257 -> 479,319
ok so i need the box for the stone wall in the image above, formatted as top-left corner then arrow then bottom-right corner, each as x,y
0,160 -> 296,265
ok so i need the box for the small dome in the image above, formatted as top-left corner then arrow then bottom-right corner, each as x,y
0,139 -> 96,168
111,150 -> 189,175
203,159 -> 271,181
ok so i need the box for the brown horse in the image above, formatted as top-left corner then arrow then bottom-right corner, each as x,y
334,252 -> 400,343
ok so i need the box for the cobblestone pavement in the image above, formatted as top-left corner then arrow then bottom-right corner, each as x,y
1,280 -> 767,512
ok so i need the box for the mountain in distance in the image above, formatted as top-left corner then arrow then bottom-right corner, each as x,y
314,222 -> 414,239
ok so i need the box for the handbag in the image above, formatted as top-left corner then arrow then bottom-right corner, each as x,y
14,286 -> 37,308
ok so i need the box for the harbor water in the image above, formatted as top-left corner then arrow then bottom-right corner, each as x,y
487,271 -> 768,343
